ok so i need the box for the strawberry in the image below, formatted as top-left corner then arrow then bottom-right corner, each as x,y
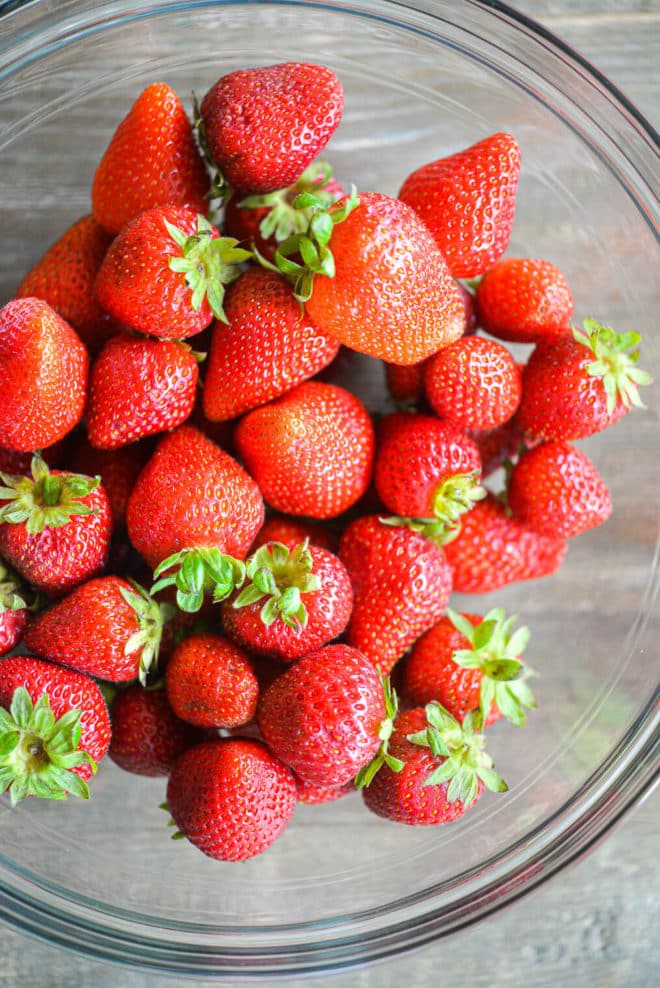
0,441 -> 64,478
109,684 -> 204,777
442,492 -> 567,593
0,456 -> 112,596
507,440 -> 612,539
338,515 -> 453,675
199,63 -> 344,195
398,132 -> 522,278
86,334 -> 199,449
0,298 -> 88,452
384,358 -> 430,408
467,417 -> 539,478
92,81 -> 210,236
165,737 -> 297,861
67,436 -> 155,531
94,205 -> 251,339
234,381 -> 375,519
402,608 -> 536,727
24,576 -> 168,684
15,215 -> 117,353
164,631 -> 259,728
475,257 -> 574,344
0,654 -> 111,803
221,540 -> 353,662
294,776 -> 354,805
424,335 -> 523,431
127,426 -> 264,610
202,266 -> 339,422
361,703 -> 507,825
250,515 -> 337,553
257,643 -> 400,787
0,562 -> 31,657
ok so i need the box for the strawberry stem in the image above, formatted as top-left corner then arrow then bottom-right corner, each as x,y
574,318 -> 652,416
232,540 -> 321,630
238,160 -> 340,245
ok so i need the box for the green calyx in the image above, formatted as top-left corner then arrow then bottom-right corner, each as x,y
354,671 -> 405,789
379,471 -> 485,546
447,607 -> 536,727
0,687 -> 96,805
407,702 -> 508,806
151,546 -> 246,615
0,455 -> 100,535
165,214 -> 252,324
239,160 -> 340,245
119,581 -> 172,686
574,318 -> 652,416
232,540 -> 321,630
0,561 -> 30,614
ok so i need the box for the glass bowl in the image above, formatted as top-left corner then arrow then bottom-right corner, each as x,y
0,0 -> 658,979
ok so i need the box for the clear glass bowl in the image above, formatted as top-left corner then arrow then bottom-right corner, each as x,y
0,0 -> 658,979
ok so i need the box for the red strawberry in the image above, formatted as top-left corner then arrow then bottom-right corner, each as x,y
442,492 -> 567,593
467,417 -> 539,478
0,298 -> 88,452
0,441 -> 64,478
0,456 -> 112,596
221,540 -> 353,662
164,632 -> 259,728
199,63 -> 344,195
0,562 -> 30,657
402,608 -> 535,727
92,82 -> 210,236
109,684 -> 204,777
476,257 -> 574,344
507,440 -> 612,539
202,266 -> 339,422
361,703 -> 507,825
94,205 -> 251,339
0,654 -> 111,802
250,514 -> 337,554
339,515 -> 453,675
234,381 -> 375,519
24,576 -> 168,684
166,737 -> 297,861
86,334 -> 199,449
15,215 -> 117,353
424,335 -> 522,431
398,132 -> 522,278
257,643 -> 398,787
517,320 -> 652,441
67,436 -> 155,531
384,358 -> 430,407
294,776 -> 354,805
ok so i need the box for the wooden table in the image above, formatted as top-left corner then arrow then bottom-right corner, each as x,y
0,1 -> 657,985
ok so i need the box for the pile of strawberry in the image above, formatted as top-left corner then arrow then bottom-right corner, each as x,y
0,63 -> 651,861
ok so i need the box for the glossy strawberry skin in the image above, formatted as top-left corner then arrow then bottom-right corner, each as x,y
398,132 -> 521,279
126,425 -> 264,570
0,298 -> 89,452
0,654 -> 111,781
250,515 -> 337,554
166,737 -> 297,861
87,334 -> 199,449
339,516 -> 453,675
467,417 -> 540,478
305,192 -> 466,365
475,257 -> 574,344
92,81 -> 210,236
200,62 -> 344,195
0,607 -> 28,658
203,267 -> 340,422
109,685 -> 204,777
234,382 -> 375,520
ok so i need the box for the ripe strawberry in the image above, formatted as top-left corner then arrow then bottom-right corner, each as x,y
338,515 -> 453,675
24,576 -> 168,684
234,381 -> 375,519
476,257 -> 574,344
166,737 -> 297,861
361,703 -> 507,825
507,440 -> 612,539
0,562 -> 31,657
402,608 -> 536,727
127,426 -> 264,609
250,515 -> 337,553
94,205 -> 251,339
0,654 -> 111,802
442,492 -> 567,593
294,776 -> 354,805
221,540 -> 353,662
202,266 -> 339,422
384,358 -> 430,407
467,417 -> 539,478
0,441 -> 64,478
15,215 -> 117,353
199,62 -> 344,195
517,320 -> 652,441
86,334 -> 199,449
92,81 -> 210,236
0,456 -> 112,596
164,632 -> 259,728
424,335 -> 523,431
398,132 -> 522,278
0,298 -> 88,452
67,436 -> 155,531
109,684 -> 204,777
